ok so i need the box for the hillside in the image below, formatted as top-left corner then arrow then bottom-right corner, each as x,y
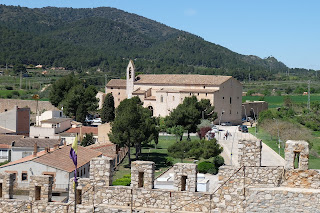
0,4 -> 289,80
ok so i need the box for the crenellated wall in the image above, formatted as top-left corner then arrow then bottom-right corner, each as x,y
0,140 -> 319,212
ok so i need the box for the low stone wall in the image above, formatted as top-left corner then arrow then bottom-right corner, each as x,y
245,187 -> 320,213
282,169 -> 320,189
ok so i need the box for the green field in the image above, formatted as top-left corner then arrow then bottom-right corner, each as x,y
243,95 -> 320,108
249,128 -> 320,169
0,90 -> 27,98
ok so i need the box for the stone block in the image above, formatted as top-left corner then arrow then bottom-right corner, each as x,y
285,140 -> 309,170
90,156 -> 113,186
0,173 -> 14,199
131,161 -> 155,190
29,175 -> 53,202
173,163 -> 197,192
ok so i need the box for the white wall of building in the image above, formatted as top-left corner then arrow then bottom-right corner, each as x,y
0,160 -> 91,190
36,110 -> 64,125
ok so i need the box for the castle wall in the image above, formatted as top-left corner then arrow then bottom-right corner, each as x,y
0,140 -> 320,212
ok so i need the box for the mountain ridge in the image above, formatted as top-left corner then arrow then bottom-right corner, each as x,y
0,4 -> 289,80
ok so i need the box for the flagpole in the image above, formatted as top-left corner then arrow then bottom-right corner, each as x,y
74,173 -> 77,213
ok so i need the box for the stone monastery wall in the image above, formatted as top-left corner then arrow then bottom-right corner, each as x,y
0,140 -> 320,212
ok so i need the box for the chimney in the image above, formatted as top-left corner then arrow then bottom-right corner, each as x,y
63,140 -> 67,146
54,144 -> 59,150
45,146 -> 50,153
33,143 -> 38,157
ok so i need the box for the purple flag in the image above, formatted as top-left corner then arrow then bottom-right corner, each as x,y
69,136 -> 78,184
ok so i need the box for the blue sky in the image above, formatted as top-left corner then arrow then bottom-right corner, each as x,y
1,0 -> 320,70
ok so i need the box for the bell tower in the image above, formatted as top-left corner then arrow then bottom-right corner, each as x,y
126,60 -> 135,99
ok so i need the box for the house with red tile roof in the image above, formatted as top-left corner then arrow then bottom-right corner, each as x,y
0,145 -> 102,191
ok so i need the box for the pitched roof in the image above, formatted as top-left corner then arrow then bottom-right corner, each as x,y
0,127 -> 15,134
0,135 -> 25,145
0,149 -> 50,168
135,74 -> 232,86
88,143 -> 117,158
33,145 -> 102,172
65,126 -> 98,135
41,118 -> 72,124
106,79 -> 126,87
12,138 -> 61,148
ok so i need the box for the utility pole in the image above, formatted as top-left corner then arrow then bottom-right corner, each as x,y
20,71 -> 22,90
307,80 -> 311,110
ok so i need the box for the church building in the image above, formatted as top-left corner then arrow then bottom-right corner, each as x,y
105,60 -> 242,124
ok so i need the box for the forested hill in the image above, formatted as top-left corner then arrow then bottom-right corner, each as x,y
0,4 -> 289,80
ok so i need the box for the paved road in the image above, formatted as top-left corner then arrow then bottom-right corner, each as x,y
216,125 -> 285,167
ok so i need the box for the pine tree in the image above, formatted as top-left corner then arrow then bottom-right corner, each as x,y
101,93 -> 115,123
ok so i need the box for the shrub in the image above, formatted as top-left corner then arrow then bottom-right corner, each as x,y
5,86 -> 13,90
165,157 -> 174,166
6,94 -> 12,99
12,91 -> 20,96
113,174 -> 131,186
213,155 -> 225,168
198,161 -> 214,174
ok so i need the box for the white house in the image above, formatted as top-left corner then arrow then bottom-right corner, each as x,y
0,135 -> 24,162
36,110 -> 65,126
30,118 -> 72,139
0,145 -> 102,190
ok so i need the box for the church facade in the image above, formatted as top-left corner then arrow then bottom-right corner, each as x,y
106,60 -> 242,124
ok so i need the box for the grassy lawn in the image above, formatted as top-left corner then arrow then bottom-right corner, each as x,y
243,95 -> 320,108
0,90 -> 27,97
249,127 -> 320,169
113,135 -> 198,181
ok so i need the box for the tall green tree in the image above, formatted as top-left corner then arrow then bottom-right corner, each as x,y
62,84 -> 98,122
81,133 -> 95,147
108,97 -> 158,166
165,96 -> 217,140
101,93 -> 115,123
49,74 -> 79,107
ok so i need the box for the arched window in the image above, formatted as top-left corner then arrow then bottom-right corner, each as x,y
173,96 -> 175,101
160,95 -> 163,102
129,67 -> 132,79
148,106 -> 154,116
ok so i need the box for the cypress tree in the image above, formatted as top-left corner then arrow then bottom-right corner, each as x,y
101,93 -> 115,123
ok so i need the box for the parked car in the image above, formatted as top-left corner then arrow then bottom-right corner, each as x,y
240,125 -> 248,133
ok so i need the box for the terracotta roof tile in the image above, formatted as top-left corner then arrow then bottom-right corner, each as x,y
88,143 -> 117,158
65,126 -> 98,135
33,145 -> 102,172
106,79 -> 126,87
0,149 -> 49,168
135,74 -> 232,86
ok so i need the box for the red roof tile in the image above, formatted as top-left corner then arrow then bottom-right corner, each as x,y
65,126 -> 98,135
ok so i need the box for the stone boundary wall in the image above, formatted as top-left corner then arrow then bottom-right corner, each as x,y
0,99 -> 58,114
1,140 -> 320,212
245,187 -> 320,213
282,169 -> 320,189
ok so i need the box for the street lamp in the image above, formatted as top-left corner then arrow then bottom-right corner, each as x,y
251,108 -> 257,136
273,118 -> 281,155
218,110 -> 225,139
242,105 -> 247,122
